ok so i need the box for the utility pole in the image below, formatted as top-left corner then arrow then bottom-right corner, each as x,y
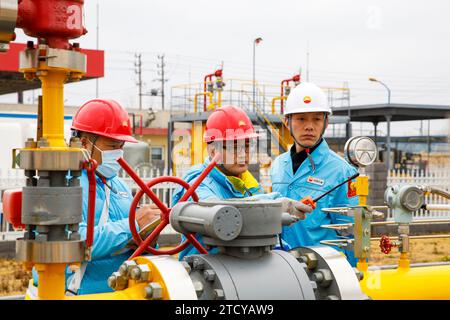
135,53 -> 142,110
156,54 -> 166,110
253,37 -> 263,112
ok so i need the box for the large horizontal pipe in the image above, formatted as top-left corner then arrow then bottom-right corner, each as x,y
361,264 -> 450,300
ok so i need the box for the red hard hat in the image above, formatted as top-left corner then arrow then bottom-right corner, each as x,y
204,106 -> 260,143
71,99 -> 138,143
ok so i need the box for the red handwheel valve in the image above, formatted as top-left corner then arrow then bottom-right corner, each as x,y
119,153 -> 222,259
379,235 -> 393,254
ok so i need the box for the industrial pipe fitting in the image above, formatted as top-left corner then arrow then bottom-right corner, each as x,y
385,185 -> 424,224
170,201 -> 243,241
418,185 -> 450,200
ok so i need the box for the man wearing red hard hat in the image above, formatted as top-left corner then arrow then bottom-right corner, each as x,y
172,105 -> 312,259
30,99 -> 160,296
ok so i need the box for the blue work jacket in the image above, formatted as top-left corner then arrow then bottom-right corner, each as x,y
270,139 -> 358,266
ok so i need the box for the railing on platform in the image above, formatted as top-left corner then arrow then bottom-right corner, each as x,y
170,78 -> 350,115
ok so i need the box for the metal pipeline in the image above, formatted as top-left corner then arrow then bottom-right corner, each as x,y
420,186 -> 450,200
271,96 -> 287,114
423,204 -> 450,211
203,69 -> 222,111
280,74 -> 300,113
371,234 -> 450,241
323,234 -> 450,245
194,92 -> 213,112
360,264 -> 450,299
321,219 -> 450,230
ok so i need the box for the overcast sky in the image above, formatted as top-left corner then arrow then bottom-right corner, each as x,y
1,0 -> 449,136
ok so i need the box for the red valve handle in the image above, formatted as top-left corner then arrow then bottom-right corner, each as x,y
127,176 -> 203,258
83,159 -> 98,251
379,235 -> 393,254
118,154 -> 221,259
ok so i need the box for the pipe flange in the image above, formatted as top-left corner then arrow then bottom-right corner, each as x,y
291,246 -> 368,300
16,239 -> 85,264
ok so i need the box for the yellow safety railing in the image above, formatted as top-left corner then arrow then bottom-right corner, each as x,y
194,92 -> 214,112
271,96 -> 287,115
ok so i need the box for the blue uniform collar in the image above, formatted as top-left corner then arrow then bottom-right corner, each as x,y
282,139 -> 331,175
81,170 -> 119,195
202,156 -> 257,197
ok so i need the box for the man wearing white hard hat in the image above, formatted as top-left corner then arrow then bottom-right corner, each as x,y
270,82 -> 358,266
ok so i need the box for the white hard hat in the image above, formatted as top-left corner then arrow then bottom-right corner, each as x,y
284,82 -> 332,116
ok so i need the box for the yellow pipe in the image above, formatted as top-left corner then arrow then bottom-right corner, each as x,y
271,96 -> 287,114
191,121 -> 206,166
38,69 -> 68,148
194,92 -> 213,112
217,90 -> 222,108
34,263 -> 67,300
70,255 -> 171,300
360,265 -> 450,300
398,252 -> 410,269
353,174 -> 369,270
352,175 -> 369,206
70,283 -> 148,300
357,260 -> 369,273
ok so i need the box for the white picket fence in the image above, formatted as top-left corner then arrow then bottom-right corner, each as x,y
118,167 -> 179,207
387,169 -> 450,220
0,169 -> 26,189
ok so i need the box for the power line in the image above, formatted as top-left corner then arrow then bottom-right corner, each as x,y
155,54 -> 169,111
134,53 -> 143,110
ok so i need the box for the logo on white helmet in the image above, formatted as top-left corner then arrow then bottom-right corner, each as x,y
303,96 -> 312,104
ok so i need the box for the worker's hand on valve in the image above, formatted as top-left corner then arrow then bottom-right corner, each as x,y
136,204 -> 161,230
280,197 -> 313,220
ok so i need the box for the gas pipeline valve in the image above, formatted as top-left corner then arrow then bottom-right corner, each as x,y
379,235 -> 401,254
384,185 -> 424,224
284,86 -> 291,96
216,77 -> 225,91
171,199 -> 367,300
0,0 -> 87,51
104,198 -> 367,300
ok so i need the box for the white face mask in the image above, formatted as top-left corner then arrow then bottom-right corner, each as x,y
89,140 -> 124,178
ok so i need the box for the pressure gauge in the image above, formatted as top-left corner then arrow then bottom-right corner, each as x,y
344,136 -> 378,168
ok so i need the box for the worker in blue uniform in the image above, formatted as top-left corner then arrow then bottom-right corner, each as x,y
28,99 -> 160,296
172,105 -> 312,260
270,82 -> 358,266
